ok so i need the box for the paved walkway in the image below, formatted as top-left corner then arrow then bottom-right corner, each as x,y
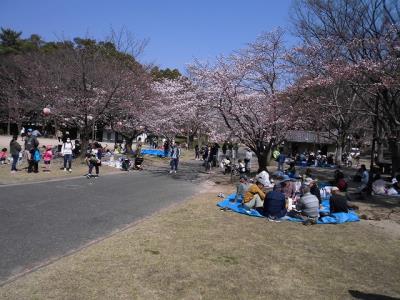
0,159 -> 208,284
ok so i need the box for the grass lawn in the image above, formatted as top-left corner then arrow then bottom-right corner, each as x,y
1,182 -> 399,299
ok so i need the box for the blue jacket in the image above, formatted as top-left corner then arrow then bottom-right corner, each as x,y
264,191 -> 287,218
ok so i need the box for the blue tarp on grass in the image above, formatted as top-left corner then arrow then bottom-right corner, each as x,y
217,193 -> 359,224
141,149 -> 165,157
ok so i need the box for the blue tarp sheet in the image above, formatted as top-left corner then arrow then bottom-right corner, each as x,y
141,149 -> 165,157
217,193 -> 359,224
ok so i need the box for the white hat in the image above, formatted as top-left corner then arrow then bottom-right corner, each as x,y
392,178 -> 398,184
256,179 -> 265,186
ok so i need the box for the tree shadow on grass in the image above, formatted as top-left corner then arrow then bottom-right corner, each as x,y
349,290 -> 400,300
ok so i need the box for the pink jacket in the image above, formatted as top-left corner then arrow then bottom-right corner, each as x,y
0,151 -> 7,159
43,150 -> 53,162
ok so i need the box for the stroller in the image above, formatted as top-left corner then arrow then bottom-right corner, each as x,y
133,156 -> 144,170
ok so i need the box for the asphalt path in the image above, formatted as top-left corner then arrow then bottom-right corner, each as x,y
0,161 -> 206,284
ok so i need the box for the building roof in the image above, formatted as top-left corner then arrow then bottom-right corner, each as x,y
285,130 -> 335,145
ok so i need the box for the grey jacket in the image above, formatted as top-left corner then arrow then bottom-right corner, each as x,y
297,192 -> 319,218
24,135 -> 39,151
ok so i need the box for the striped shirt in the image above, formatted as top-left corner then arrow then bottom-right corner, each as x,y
297,192 -> 319,218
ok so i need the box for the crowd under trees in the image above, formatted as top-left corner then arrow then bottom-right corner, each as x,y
0,0 -> 399,175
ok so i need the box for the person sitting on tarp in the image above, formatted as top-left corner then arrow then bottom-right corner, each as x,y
242,179 -> 265,211
286,162 -> 297,178
332,169 -> 348,192
280,175 -> 296,200
357,164 -> 369,193
255,167 -> 273,188
303,177 -> 321,204
289,185 -> 319,225
232,174 -> 250,202
329,187 -> 358,214
263,182 -> 287,220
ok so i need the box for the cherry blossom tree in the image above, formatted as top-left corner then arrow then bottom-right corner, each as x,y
37,33 -> 148,155
148,77 -> 214,147
291,0 -> 400,174
189,30 -> 298,171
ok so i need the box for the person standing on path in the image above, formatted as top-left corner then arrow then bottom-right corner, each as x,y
10,135 -> 21,173
20,127 -> 25,141
61,138 -> 74,172
43,145 -> 53,172
194,144 -> 200,160
244,148 -> 252,174
56,129 -> 63,143
24,128 -> 39,173
277,147 -> 286,171
135,138 -> 142,158
169,143 -> 181,174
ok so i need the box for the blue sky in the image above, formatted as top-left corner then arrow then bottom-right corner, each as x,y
1,0 -> 296,72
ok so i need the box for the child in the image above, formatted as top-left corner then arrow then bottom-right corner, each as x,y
238,159 -> 246,174
0,148 -> 8,164
85,153 -> 100,178
43,145 -> 53,172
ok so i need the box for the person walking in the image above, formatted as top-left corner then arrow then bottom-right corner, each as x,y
169,143 -> 181,174
194,144 -> 200,160
61,138 -> 74,172
135,138 -> 142,158
24,128 -> 39,173
10,135 -> 21,173
244,148 -> 252,174
85,153 -> 100,178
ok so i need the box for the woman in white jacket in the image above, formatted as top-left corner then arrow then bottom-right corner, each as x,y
61,138 -> 74,172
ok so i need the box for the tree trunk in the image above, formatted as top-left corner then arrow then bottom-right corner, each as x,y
7,117 -> 11,136
389,136 -> 400,177
79,125 -> 90,158
125,137 -> 134,154
335,143 -> 343,166
255,147 -> 271,173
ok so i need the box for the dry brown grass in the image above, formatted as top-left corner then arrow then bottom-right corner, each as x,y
1,183 -> 399,299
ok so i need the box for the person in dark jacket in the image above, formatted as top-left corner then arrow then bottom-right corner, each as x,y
24,128 -> 39,173
10,135 -> 22,173
263,183 -> 287,220
329,187 -> 358,214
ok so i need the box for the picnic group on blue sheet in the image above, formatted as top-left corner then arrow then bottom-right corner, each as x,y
217,161 -> 400,225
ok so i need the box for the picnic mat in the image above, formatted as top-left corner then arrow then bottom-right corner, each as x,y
217,194 -> 359,224
141,149 -> 165,157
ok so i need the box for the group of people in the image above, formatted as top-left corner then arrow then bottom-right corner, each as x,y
193,142 -> 253,175
232,166 -> 359,224
1,129 -> 106,178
